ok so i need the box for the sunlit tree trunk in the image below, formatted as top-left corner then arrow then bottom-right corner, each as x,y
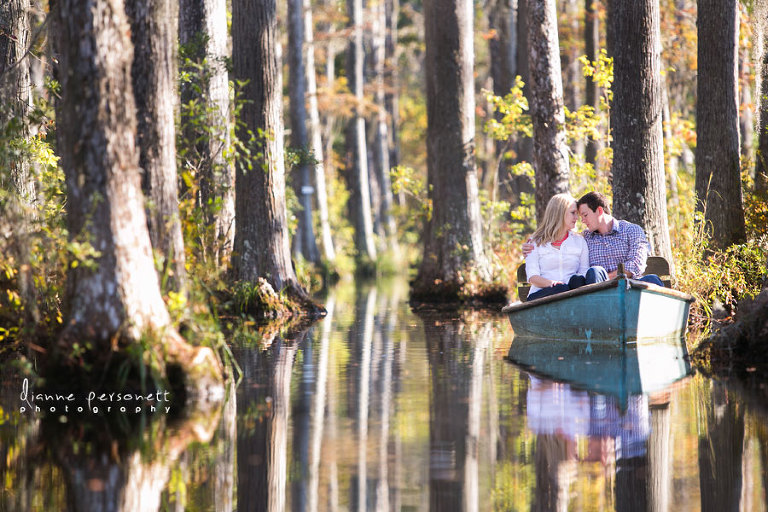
662,74 -> 680,205
695,0 -> 746,249
346,0 -> 377,266
0,0 -> 33,200
515,0 -> 534,168
232,0 -> 317,308
126,0 -> 187,294
385,0 -> 402,205
584,0 -> 599,167
527,0 -> 570,222
288,0 -> 320,264
412,0 -> 491,300
304,0 -> 336,262
56,0 -> 174,343
610,0 -> 672,261
370,0 -> 399,256
488,0 -> 517,201
754,6 -> 768,198
179,0 -> 235,263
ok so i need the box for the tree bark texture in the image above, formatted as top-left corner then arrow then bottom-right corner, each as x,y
126,0 -> 187,294
414,0 -> 491,298
0,0 -> 33,201
515,0 -> 534,166
610,0 -> 672,261
527,0 -> 570,222
346,0 -> 377,264
695,0 -> 746,249
755,8 -> 768,197
370,0 -> 399,255
288,0 -> 320,264
232,0 -> 308,299
179,0 -> 235,262
584,0 -> 599,167
385,0 -> 401,199
303,0 -> 336,262
55,0 -> 172,342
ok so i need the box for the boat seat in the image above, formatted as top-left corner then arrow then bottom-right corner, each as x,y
516,256 -> 673,302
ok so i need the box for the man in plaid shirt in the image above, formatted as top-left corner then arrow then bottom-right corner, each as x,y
576,192 -> 664,286
523,191 -> 664,287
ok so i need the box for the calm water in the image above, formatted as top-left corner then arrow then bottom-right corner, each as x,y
2,279 -> 768,511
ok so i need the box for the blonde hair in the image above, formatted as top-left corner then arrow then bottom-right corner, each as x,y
530,193 -> 576,245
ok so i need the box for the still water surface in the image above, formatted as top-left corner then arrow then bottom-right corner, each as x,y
2,279 -> 768,511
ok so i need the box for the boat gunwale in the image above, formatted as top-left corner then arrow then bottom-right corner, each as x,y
501,277 -> 694,314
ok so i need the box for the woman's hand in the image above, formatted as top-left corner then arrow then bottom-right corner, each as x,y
529,276 -> 563,288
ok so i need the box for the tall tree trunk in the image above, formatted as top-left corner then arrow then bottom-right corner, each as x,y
527,0 -> 570,222
515,0 -> 534,166
55,0 -> 221,392
0,0 -> 32,200
1,0 -> 38,325
610,0 -> 672,261
346,0 -> 377,266
740,42 -> 754,159
754,7 -> 768,198
662,78 -> 679,206
179,0 -> 235,262
488,0 -> 518,201
232,0 -> 318,309
288,0 -> 320,264
695,0 -> 746,250
385,0 -> 402,205
370,0 -> 399,256
412,0 -> 492,300
584,0 -> 599,167
304,0 -> 336,262
126,0 -> 186,294
56,0 -> 173,341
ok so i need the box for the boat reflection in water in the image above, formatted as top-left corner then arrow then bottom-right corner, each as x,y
508,334 -> 692,408
510,335 -> 692,512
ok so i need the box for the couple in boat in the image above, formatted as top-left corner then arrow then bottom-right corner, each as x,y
523,191 -> 664,302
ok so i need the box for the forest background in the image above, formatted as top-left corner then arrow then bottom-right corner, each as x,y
1,0 -> 768,387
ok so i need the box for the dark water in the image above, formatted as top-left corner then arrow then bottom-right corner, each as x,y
2,279 -> 768,511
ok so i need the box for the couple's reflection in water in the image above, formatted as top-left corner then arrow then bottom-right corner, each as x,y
525,376 -> 670,512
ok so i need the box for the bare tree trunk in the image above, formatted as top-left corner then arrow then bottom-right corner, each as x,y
304,0 -> 336,262
527,0 -> 570,221
754,7 -> 768,198
610,0 -> 673,261
126,0 -> 187,294
232,0 -> 319,310
740,41 -> 754,159
695,0 -> 746,250
56,0 -> 174,342
584,0 -> 599,167
412,0 -> 492,301
288,0 -> 320,264
346,0 -> 377,266
0,0 -> 33,201
515,0 -> 534,167
385,0 -> 403,205
1,0 -> 38,325
179,0 -> 235,262
370,0 -> 399,256
488,0 -> 518,201
55,0 -> 222,393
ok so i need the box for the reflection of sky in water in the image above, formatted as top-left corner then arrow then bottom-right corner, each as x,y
526,375 -> 650,459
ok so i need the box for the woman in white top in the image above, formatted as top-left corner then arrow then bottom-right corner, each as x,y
525,193 -> 589,301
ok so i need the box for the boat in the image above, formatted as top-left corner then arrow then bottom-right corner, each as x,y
507,334 -> 692,406
501,275 -> 695,342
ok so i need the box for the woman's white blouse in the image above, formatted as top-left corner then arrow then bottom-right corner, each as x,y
525,232 -> 589,294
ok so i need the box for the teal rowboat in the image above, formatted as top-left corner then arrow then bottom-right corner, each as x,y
501,276 -> 695,343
